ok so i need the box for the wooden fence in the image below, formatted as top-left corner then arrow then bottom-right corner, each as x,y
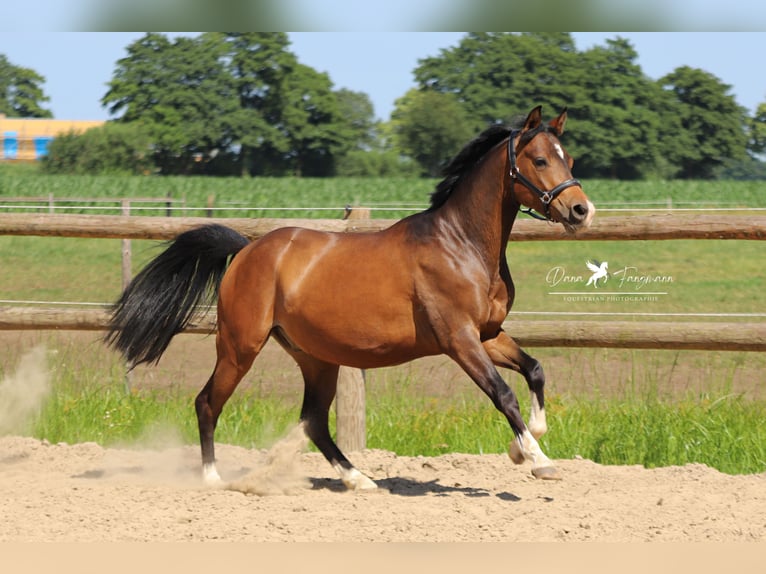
1,212 -> 765,240
2,307 -> 764,352
2,211 -> 765,451
0,196 -> 181,215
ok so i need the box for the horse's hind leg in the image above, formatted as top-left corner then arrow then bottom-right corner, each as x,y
294,355 -> 377,491
195,327 -> 260,485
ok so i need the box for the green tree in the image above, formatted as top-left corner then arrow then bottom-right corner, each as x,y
278,62 -> 348,176
572,38 -> 666,179
217,32 -> 295,175
412,33 -> 755,180
414,33 -> 579,130
335,148 -> 419,177
659,66 -> 748,179
413,33 -> 678,179
103,32 -> 360,176
103,33 -> 238,174
219,32 -> 366,176
391,89 -> 474,177
0,54 -> 52,118
41,122 -> 154,175
747,102 -> 766,156
335,88 -> 377,151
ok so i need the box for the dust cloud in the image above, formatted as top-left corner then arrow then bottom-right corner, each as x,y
226,423 -> 311,496
0,346 -> 51,434
85,422 -> 313,492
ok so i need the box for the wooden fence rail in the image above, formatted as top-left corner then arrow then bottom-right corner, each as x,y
1,212 -> 766,241
2,307 -> 765,352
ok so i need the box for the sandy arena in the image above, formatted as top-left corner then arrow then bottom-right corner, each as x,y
1,429 -> 764,542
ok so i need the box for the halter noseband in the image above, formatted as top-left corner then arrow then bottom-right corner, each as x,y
507,127 -> 581,221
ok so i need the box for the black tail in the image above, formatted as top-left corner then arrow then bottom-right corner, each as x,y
105,224 -> 250,366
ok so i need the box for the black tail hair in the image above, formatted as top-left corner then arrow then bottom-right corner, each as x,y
105,224 -> 250,366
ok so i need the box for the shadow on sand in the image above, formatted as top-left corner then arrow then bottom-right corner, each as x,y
310,476 -> 522,501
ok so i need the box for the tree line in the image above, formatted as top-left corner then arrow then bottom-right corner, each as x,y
3,32 -> 765,179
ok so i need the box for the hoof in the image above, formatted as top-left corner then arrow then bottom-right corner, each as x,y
350,476 -> 378,491
508,441 -> 525,465
531,466 -> 562,481
341,468 -> 378,491
202,463 -> 225,487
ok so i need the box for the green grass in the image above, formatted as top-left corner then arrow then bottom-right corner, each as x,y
0,173 -> 436,219
1,174 -> 765,218
0,236 -> 127,302
545,391 -> 766,475
508,239 -> 765,316
0,235 -> 761,318
583,179 -> 766,210
15,358 -> 765,475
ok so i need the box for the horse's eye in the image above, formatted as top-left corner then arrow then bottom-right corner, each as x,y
534,157 -> 547,168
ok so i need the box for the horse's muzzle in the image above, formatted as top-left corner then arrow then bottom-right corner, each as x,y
557,199 -> 595,232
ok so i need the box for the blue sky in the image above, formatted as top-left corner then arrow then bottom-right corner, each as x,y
0,32 -> 763,121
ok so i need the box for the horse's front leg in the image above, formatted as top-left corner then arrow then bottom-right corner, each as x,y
449,328 -> 560,480
482,330 -> 547,441
482,330 -> 559,479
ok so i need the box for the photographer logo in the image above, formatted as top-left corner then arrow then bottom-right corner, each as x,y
545,259 -> 674,303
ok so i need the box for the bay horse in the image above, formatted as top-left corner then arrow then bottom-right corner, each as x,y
106,106 -> 594,489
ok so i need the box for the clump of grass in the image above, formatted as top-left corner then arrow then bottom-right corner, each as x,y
366,393 -> 508,456
542,390 -> 766,475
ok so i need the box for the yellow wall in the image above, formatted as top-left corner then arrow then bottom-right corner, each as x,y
1,114 -> 105,161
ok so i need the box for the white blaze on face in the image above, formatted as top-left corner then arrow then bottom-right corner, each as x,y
553,142 -> 565,161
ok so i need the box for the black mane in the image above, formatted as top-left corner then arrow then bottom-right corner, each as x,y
429,124 -> 512,210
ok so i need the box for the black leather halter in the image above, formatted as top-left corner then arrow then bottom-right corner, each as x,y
507,127 -> 581,221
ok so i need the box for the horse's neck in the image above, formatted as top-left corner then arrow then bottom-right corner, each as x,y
436,170 -> 517,273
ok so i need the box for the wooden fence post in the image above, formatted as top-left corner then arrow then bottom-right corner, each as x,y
120,200 -> 132,289
336,367 -> 367,452
335,205 -> 371,452
121,199 -> 133,392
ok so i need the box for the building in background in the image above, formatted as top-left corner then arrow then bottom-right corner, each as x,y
0,115 -> 104,161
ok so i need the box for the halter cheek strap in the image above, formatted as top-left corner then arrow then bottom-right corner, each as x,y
508,128 -> 581,221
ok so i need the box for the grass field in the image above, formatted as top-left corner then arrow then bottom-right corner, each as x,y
1,171 -> 765,474
7,339 -> 763,475
1,168 -> 765,217
0,235 -> 762,318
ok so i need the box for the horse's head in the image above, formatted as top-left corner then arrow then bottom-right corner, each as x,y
509,106 -> 594,232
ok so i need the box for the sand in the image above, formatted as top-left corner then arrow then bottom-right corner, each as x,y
1,428 -> 764,542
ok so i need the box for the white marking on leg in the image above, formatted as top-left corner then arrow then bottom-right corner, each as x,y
516,429 -> 553,471
202,462 -> 223,486
333,464 -> 377,491
528,392 -> 547,439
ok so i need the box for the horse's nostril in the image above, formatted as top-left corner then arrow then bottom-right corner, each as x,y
571,203 -> 589,221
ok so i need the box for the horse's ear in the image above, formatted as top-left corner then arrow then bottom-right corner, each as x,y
522,106 -> 543,132
549,107 -> 568,136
